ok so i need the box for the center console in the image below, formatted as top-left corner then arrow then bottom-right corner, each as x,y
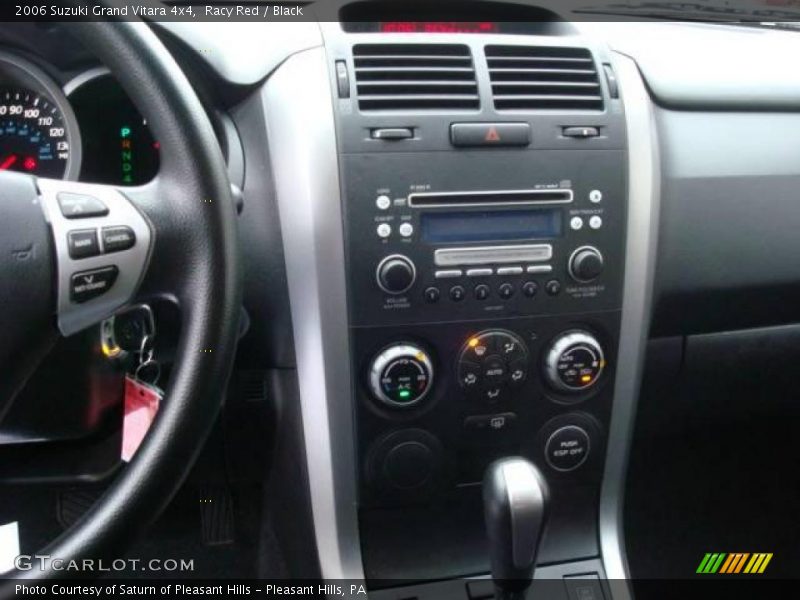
324,23 -> 628,587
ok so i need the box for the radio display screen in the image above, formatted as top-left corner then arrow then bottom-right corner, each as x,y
421,209 -> 562,244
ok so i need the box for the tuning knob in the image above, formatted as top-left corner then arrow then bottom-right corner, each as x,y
544,330 -> 605,393
368,343 -> 434,408
568,246 -> 604,283
376,254 -> 416,294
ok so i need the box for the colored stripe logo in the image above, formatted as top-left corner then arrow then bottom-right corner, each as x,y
697,552 -> 773,574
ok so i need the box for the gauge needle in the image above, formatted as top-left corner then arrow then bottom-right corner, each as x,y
0,155 -> 18,170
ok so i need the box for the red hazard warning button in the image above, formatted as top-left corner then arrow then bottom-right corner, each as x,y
450,122 -> 531,147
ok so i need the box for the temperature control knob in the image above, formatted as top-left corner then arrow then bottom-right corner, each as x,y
376,254 -> 416,294
369,343 -> 434,408
568,246 -> 604,283
544,331 -> 605,393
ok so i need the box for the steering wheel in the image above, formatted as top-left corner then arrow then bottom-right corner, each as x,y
0,20 -> 241,585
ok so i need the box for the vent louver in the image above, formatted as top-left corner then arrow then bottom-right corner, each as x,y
486,45 -> 604,111
353,44 -> 480,111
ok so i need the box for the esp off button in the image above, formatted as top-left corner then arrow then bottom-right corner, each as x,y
545,425 -> 590,472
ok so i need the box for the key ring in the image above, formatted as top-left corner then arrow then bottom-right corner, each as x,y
135,358 -> 161,386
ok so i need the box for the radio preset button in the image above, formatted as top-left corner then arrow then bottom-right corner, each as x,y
498,283 -> 515,300
449,285 -> 466,302
527,265 -> 553,275
466,268 -> 493,277
522,281 -> 539,298
474,284 -> 491,300
496,266 -> 523,276
423,287 -> 441,303
435,269 -> 462,279
376,195 -> 391,210
589,190 -> 603,203
377,223 -> 392,238
570,216 -> 584,231
589,216 -> 603,230
399,222 -> 414,237
545,280 -> 562,296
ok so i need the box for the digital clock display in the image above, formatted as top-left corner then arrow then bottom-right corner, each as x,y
379,22 -> 500,34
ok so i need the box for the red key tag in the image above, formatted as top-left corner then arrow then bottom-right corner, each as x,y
121,373 -> 162,462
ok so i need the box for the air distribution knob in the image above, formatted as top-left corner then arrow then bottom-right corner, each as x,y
544,330 -> 605,393
376,254 -> 416,294
568,246 -> 604,283
368,343 -> 434,408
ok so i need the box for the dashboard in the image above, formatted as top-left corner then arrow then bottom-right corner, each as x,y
0,49 -> 158,185
3,3 -> 800,597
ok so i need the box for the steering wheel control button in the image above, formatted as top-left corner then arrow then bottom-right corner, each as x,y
368,343 -> 434,408
569,247 -> 604,283
70,266 -> 119,304
450,285 -> 466,302
101,226 -> 136,253
57,192 -> 109,219
545,279 -> 562,296
67,229 -> 100,259
589,189 -> 603,203
375,195 -> 391,210
423,286 -> 441,303
474,284 -> 491,300
545,425 -> 591,472
376,255 -> 416,294
544,330 -> 606,393
522,281 -> 539,298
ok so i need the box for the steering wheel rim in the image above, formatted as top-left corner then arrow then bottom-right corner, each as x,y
0,19 -> 241,586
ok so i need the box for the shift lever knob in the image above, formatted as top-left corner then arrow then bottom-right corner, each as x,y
483,457 -> 549,599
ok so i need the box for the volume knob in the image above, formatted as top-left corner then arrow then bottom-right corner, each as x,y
376,254 -> 416,294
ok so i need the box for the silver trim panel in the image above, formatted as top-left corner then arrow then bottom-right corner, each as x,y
264,47 -> 364,580
435,244 -> 553,267
526,265 -> 553,274
38,179 -> 152,337
598,53 -> 661,598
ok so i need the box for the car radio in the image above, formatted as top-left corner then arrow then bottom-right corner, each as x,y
341,150 -> 625,328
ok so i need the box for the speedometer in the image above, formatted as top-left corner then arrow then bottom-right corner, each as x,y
0,51 -> 81,180
0,87 -> 71,178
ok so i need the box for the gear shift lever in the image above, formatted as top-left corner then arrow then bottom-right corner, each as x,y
483,457 -> 549,600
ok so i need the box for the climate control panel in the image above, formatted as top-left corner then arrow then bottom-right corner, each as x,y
543,330 -> 606,394
456,330 -> 528,404
368,343 -> 434,408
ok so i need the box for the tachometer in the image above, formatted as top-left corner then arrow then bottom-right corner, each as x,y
0,51 -> 81,180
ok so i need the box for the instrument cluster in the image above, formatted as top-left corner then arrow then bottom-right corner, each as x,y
0,50 -> 158,186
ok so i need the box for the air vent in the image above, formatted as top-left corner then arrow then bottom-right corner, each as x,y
353,44 -> 479,111
486,45 -> 604,111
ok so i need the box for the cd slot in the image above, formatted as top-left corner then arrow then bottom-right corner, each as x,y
408,189 -> 573,208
